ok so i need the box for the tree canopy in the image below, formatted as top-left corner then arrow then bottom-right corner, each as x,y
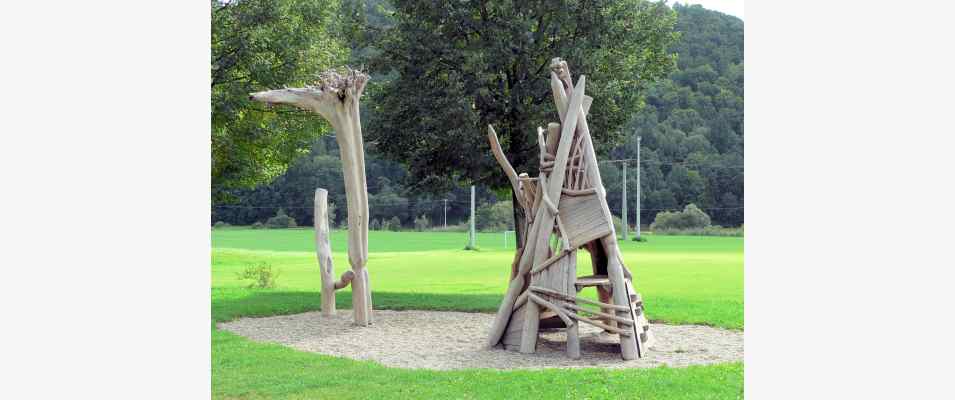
364,0 -> 679,194
211,0 -> 347,202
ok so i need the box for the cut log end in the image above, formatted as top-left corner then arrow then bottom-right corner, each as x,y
334,270 -> 356,290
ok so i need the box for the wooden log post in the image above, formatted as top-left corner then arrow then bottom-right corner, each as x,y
315,188 -> 337,316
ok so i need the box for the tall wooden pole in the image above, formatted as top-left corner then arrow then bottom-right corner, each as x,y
468,185 -> 476,249
622,162 -> 628,241
636,136 -> 642,240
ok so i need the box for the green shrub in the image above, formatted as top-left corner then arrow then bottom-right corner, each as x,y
612,215 -> 625,237
476,201 -> 514,232
235,263 -> 281,289
650,204 -> 711,231
387,216 -> 402,231
370,218 -> 381,230
652,225 -> 743,237
265,208 -> 298,229
213,221 -> 231,228
251,221 -> 265,229
431,222 -> 469,232
414,214 -> 430,231
327,202 -> 338,227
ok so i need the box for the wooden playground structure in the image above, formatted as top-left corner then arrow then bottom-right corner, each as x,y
485,58 -> 653,360
250,60 -> 653,362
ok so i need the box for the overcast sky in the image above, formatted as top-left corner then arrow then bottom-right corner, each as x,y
675,0 -> 744,19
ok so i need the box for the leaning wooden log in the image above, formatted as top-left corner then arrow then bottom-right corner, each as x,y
487,125 -> 524,208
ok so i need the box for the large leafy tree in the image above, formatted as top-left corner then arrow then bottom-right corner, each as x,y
211,0 -> 347,202
364,0 -> 678,242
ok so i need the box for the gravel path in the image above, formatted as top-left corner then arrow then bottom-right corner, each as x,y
218,310 -> 742,370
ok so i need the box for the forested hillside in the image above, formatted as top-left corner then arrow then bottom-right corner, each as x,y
213,2 -> 743,228
603,3 -> 744,226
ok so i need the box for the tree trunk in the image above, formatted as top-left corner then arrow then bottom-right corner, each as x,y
511,190 -> 526,249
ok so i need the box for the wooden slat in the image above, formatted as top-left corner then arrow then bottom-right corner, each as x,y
528,285 -> 630,311
529,250 -> 570,275
564,302 -> 634,325
528,293 -> 574,327
568,313 -> 631,336
561,187 -> 597,197
574,274 -> 611,288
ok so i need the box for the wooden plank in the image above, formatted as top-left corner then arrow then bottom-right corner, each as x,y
559,193 -> 612,249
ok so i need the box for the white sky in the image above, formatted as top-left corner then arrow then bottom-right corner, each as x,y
674,0 -> 744,19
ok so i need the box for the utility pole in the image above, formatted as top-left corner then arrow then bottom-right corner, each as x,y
468,185 -> 476,249
622,162 -> 628,241
636,136 -> 642,240
443,199 -> 448,229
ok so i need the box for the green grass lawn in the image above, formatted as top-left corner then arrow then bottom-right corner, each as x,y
212,229 -> 743,399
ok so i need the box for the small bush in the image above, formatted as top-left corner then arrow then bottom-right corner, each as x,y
431,222 -> 469,232
387,216 -> 402,231
213,221 -> 231,228
652,225 -> 743,237
612,215 -> 625,237
251,221 -> 265,229
650,203 -> 711,231
370,218 -> 381,230
414,214 -> 430,231
476,201 -> 514,232
265,208 -> 298,229
235,263 -> 281,289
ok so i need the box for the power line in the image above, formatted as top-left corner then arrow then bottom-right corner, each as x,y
600,158 -> 743,169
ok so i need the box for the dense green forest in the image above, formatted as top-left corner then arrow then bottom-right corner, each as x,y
212,2 -> 743,229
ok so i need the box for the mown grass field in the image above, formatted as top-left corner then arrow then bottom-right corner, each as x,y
212,228 -> 744,399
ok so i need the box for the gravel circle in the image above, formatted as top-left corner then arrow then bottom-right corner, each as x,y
218,310 -> 742,370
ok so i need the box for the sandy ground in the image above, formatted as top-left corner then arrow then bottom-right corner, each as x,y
218,310 -> 743,370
